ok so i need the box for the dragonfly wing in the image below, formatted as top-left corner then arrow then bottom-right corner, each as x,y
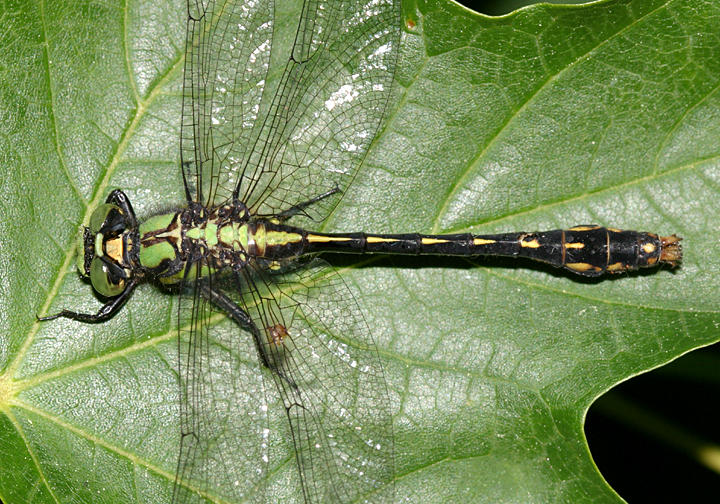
236,257 -> 394,503
181,0 -> 274,207
172,261 -> 271,504
238,0 -> 401,224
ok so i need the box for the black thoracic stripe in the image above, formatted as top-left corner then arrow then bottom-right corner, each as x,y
300,225 -> 680,277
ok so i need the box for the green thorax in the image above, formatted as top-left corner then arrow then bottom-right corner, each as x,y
137,209 -> 303,284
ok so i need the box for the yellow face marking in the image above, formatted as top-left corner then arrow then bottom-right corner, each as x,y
105,237 -> 124,262
421,237 -> 449,245
642,242 -> 656,254
607,262 -> 625,272
564,242 -> 584,249
568,225 -> 600,231
366,236 -> 399,244
520,238 -> 541,248
566,262 -> 593,272
473,238 -> 496,245
306,234 -> 352,243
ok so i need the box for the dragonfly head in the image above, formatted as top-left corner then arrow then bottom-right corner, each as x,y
77,203 -> 138,297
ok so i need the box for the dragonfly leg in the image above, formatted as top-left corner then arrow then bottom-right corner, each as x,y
37,281 -> 137,323
199,284 -> 298,388
275,184 -> 341,222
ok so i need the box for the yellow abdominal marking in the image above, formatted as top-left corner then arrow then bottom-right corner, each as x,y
266,231 -> 302,246
366,236 -> 399,244
607,262 -> 625,272
568,225 -> 599,231
420,238 -> 449,245
564,242 -> 585,249
566,262 -> 597,272
473,238 -> 496,245
642,242 -> 656,254
306,234 -> 352,243
520,238 -> 540,248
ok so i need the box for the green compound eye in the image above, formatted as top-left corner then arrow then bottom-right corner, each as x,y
89,257 -> 125,297
89,204 -> 120,234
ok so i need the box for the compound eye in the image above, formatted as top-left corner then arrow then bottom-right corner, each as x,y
89,204 -> 124,234
89,257 -> 126,297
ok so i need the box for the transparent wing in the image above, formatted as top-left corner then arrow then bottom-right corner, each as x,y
183,0 -> 400,220
171,261 -> 271,504
239,0 -> 400,223
181,0 -> 274,206
237,257 -> 394,502
172,257 -> 394,503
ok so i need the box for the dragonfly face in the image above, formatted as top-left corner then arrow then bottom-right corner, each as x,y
78,199 -> 139,298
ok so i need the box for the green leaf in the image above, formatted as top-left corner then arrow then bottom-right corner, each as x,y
1,0 -> 718,503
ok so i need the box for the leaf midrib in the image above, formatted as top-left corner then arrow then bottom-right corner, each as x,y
430,0 -> 675,234
5,23 -> 187,384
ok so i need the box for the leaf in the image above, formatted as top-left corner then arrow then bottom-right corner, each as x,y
0,0 -> 718,503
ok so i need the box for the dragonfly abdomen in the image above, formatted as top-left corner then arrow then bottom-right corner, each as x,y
490,225 -> 682,276
302,225 -> 682,277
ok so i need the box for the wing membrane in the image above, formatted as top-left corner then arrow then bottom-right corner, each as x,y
181,0 -> 274,206
239,0 -> 401,224
172,261 -> 271,504
173,257 -> 393,503
183,0 -> 400,220
237,258 -> 394,502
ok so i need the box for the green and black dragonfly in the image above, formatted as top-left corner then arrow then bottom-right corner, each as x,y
40,0 -> 682,502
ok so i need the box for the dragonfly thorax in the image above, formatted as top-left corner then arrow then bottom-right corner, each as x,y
138,201 -> 259,285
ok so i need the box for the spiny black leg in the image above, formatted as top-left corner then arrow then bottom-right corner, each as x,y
275,185 -> 341,222
38,281 -> 137,323
106,189 -> 138,227
199,284 -> 297,388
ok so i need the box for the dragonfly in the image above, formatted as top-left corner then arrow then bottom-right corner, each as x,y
39,0 -> 683,502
